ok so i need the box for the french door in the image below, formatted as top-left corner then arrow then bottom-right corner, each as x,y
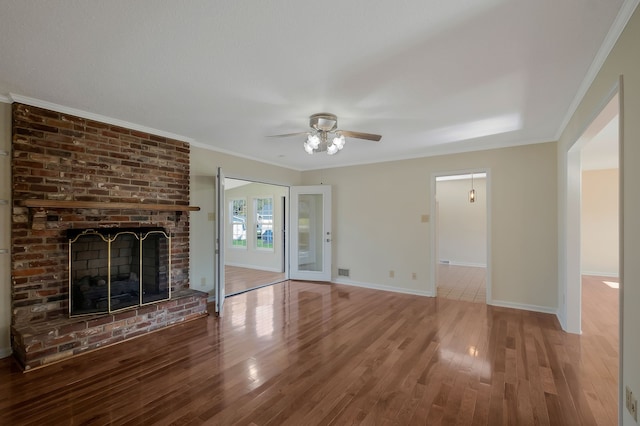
214,167 -> 225,314
290,185 -> 332,281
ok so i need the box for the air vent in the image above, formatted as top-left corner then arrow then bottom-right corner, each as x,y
440,260 -> 450,264
338,268 -> 350,277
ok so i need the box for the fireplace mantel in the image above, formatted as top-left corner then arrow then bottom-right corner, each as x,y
22,199 -> 200,214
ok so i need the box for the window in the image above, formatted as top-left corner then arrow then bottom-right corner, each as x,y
230,199 -> 247,248
255,197 -> 273,250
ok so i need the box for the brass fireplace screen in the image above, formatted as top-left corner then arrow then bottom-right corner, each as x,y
68,228 -> 171,317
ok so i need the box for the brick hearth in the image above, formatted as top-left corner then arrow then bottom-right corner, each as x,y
12,289 -> 207,370
10,103 -> 207,370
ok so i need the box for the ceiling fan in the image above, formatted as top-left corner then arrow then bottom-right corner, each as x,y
269,112 -> 382,155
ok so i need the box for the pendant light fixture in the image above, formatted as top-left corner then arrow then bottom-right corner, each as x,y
469,173 -> 476,203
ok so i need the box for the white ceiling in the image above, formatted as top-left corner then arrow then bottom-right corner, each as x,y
0,0 -> 634,171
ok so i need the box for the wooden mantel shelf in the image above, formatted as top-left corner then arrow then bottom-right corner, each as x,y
22,199 -> 200,212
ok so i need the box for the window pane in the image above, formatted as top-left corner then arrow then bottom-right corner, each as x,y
297,194 -> 322,271
255,198 -> 273,249
231,199 -> 247,247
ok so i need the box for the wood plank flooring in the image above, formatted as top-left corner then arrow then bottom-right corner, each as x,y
437,265 -> 486,303
0,277 -> 617,425
224,265 -> 286,296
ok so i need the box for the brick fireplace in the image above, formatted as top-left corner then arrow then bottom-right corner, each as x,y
10,103 -> 208,370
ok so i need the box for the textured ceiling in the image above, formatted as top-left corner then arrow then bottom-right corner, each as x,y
0,0 -> 633,170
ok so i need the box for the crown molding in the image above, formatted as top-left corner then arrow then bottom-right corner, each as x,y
8,93 -> 304,171
555,0 -> 640,140
9,93 -> 197,145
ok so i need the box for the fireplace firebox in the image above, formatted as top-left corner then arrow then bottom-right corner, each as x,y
68,228 -> 171,317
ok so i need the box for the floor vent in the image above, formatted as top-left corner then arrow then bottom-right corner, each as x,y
338,268 -> 350,277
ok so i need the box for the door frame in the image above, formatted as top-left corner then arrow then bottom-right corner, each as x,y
562,83 -> 621,335
214,167 -> 226,314
429,169 -> 492,302
289,185 -> 332,282
214,174 -> 291,300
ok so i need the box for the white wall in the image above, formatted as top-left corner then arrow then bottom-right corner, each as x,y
437,178 -> 487,267
581,168 -> 619,276
557,5 -> 640,424
224,182 -> 287,272
302,142 -> 558,311
0,101 -> 11,358
190,175 -> 216,294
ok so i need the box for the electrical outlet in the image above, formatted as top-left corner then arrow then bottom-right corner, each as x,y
389,270 -> 395,278
627,386 -> 638,421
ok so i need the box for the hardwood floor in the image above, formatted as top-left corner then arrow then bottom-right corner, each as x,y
437,264 -> 486,303
0,277 -> 617,425
224,265 -> 286,296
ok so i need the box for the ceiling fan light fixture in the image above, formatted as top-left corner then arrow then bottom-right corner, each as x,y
327,142 -> 339,155
269,112 -> 381,156
303,141 -> 315,154
307,133 -> 320,149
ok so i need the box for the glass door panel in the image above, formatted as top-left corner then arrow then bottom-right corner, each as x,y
290,186 -> 331,281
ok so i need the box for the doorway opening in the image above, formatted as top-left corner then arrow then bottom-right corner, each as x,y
565,92 -> 620,331
223,178 -> 288,296
565,89 -> 620,423
432,171 -> 489,303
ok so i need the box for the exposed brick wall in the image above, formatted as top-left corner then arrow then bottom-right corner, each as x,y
10,103 -> 198,366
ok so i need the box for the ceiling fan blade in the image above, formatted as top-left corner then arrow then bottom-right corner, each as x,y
339,130 -> 382,141
267,132 -> 309,138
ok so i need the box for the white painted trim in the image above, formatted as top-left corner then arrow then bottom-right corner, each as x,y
581,271 -> 619,278
0,347 -> 12,359
335,278 -> 557,318
333,277 -> 434,297
555,0 -> 640,140
565,145 -> 583,334
443,261 -> 487,268
224,262 -> 283,273
490,299 -> 559,316
556,311 -> 567,332
563,85 -> 620,336
0,94 -> 11,103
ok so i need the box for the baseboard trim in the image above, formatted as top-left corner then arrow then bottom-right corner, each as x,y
556,311 -> 569,333
333,278 -> 434,297
490,299 -> 558,315
439,261 -> 486,268
581,271 -> 619,278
